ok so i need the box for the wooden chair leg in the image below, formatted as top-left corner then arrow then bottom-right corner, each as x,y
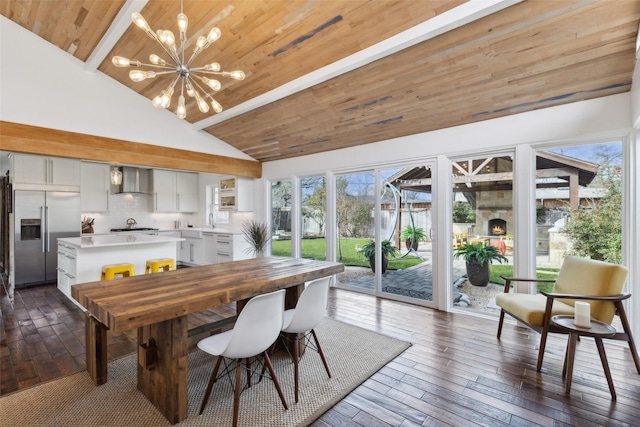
245,358 -> 252,388
233,359 -> 242,427
615,301 -> 640,373
536,297 -> 555,371
595,337 -> 616,400
311,329 -> 331,378
293,336 -> 299,403
263,351 -> 288,411
497,309 -> 505,339
199,356 -> 223,415
258,341 -> 278,382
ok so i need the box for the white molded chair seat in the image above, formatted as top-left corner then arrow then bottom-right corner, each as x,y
281,276 -> 332,403
197,289 -> 288,426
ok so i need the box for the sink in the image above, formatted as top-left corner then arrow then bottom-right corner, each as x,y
181,229 -> 203,238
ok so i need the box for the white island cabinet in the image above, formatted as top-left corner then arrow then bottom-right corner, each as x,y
57,234 -> 184,306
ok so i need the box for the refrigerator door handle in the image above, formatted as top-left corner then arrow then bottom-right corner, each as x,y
46,205 -> 50,252
40,206 -> 45,253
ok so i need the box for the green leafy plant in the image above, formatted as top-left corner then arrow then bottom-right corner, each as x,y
562,177 -> 621,263
400,225 -> 427,242
452,202 -> 475,223
357,239 -> 399,259
453,243 -> 507,266
242,220 -> 271,256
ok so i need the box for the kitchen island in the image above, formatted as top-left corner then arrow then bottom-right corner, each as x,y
57,234 -> 184,306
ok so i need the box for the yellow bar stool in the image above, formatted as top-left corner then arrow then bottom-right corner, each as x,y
101,263 -> 135,280
145,258 -> 176,274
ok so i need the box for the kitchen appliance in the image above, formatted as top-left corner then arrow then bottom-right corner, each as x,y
14,190 -> 80,286
111,167 -> 150,194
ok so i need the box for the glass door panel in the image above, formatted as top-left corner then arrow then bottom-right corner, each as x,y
534,142 -> 623,300
335,171 -> 375,292
271,179 -> 292,257
380,166 -> 433,302
451,155 -> 513,314
301,176 -> 326,260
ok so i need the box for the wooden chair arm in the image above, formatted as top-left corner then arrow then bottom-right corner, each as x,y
499,276 -> 556,293
499,276 -> 556,283
539,291 -> 631,302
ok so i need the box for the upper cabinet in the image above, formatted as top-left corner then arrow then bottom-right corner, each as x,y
176,171 -> 199,212
151,169 -> 198,213
219,175 -> 253,211
12,153 -> 80,190
80,162 -> 110,212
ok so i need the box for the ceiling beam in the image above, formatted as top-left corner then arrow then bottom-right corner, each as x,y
85,0 -> 149,72
192,0 -> 523,131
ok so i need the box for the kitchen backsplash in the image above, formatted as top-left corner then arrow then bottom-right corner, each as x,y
82,193 -> 254,233
82,193 -> 198,233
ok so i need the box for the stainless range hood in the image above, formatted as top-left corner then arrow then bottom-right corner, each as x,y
111,167 -> 150,194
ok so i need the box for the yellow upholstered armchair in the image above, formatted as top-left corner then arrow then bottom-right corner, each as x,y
495,256 -> 640,373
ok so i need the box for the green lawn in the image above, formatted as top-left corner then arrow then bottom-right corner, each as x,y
490,265 -> 559,293
271,238 -> 423,270
272,238 -> 560,292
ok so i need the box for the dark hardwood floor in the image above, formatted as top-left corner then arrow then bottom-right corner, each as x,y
2,283 -> 639,426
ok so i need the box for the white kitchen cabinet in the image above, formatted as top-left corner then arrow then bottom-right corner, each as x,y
151,169 -> 178,212
219,175 -> 253,211
180,229 -> 205,265
80,162 -> 110,212
151,169 -> 198,212
204,233 -> 217,264
182,237 -> 205,265
214,232 -> 252,263
177,171 -> 198,212
12,153 -> 80,189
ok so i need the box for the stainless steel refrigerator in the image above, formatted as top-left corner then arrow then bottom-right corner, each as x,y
14,190 -> 80,286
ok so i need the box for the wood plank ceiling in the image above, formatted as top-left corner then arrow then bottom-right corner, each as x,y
2,1 -> 639,162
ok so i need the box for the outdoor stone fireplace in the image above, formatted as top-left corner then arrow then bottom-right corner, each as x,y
488,218 -> 507,236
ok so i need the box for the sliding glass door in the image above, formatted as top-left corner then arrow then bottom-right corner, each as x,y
335,163 -> 437,306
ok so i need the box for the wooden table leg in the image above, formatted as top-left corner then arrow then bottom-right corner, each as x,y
85,312 -> 109,385
564,332 -> 578,394
137,316 -> 188,424
594,337 -> 616,400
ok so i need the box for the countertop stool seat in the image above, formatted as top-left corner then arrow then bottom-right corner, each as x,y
101,263 -> 135,280
145,258 -> 176,274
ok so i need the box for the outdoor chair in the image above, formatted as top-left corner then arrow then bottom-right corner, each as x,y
495,255 -> 640,373
197,289 -> 288,427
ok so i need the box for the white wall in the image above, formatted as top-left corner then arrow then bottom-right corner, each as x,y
0,16 -> 253,161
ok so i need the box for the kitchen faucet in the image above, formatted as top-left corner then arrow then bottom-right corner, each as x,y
126,218 -> 137,229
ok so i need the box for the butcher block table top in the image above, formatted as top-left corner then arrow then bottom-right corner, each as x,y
72,256 -> 345,334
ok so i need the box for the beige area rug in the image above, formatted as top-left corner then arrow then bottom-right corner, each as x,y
0,318 -> 410,426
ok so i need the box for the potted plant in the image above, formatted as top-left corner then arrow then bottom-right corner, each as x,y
242,220 -> 271,257
453,242 -> 508,286
358,239 -> 399,274
400,225 -> 427,250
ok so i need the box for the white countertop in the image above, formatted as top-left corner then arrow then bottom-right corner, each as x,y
59,234 -> 184,248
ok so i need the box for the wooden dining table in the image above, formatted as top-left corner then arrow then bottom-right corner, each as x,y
71,256 -> 344,424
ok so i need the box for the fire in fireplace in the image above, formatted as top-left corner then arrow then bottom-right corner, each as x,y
488,219 -> 506,235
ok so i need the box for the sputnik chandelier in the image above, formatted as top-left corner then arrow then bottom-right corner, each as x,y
111,0 -> 244,120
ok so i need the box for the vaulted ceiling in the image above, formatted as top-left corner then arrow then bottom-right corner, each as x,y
2,0 -> 639,162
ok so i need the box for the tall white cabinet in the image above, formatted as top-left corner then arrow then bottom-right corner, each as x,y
80,162 -> 110,212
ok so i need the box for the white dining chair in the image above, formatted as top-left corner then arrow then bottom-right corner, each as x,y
197,288 -> 288,427
281,276 -> 332,403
